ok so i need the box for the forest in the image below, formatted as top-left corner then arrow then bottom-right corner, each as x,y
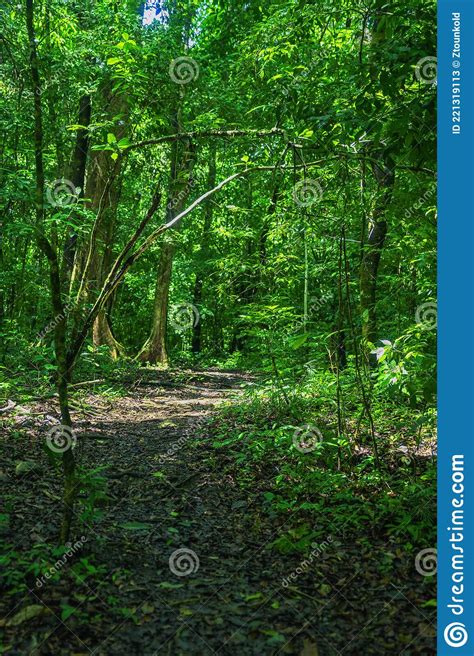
0,0 -> 437,654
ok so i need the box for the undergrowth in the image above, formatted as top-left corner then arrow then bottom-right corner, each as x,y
205,369 -> 436,562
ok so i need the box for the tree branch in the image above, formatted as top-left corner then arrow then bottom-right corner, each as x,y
128,127 -> 285,151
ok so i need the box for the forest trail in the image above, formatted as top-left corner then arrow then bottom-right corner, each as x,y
2,370 -> 434,655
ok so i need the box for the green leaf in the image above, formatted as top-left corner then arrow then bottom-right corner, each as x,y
91,144 -> 115,151
61,604 -> 76,621
289,333 -> 309,349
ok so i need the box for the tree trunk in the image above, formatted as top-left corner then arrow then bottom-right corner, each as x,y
259,186 -> 279,269
191,143 -> 216,354
26,0 -> 77,543
329,327 -> 347,372
303,230 -> 309,332
360,151 -> 394,345
138,241 -> 175,365
63,94 -> 92,280
92,307 -> 123,359
71,88 -> 128,357
360,8 -> 396,349
138,121 -> 195,364
191,275 -> 204,354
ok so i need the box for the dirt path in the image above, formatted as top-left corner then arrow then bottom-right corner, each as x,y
1,370 -> 435,655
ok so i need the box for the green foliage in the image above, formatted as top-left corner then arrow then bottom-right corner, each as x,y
206,368 -> 436,554
0,1 -> 436,649
77,465 -> 111,524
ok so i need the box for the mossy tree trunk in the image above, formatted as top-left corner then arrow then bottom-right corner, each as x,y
138,109 -> 196,365
70,88 -> 128,358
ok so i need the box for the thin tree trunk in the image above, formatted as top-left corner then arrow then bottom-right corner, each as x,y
360,8 -> 395,349
138,111 -> 195,364
360,151 -> 394,345
63,94 -> 92,280
191,273 -> 203,354
259,186 -> 279,269
303,230 -> 308,333
26,0 -> 77,543
192,143 -> 216,354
